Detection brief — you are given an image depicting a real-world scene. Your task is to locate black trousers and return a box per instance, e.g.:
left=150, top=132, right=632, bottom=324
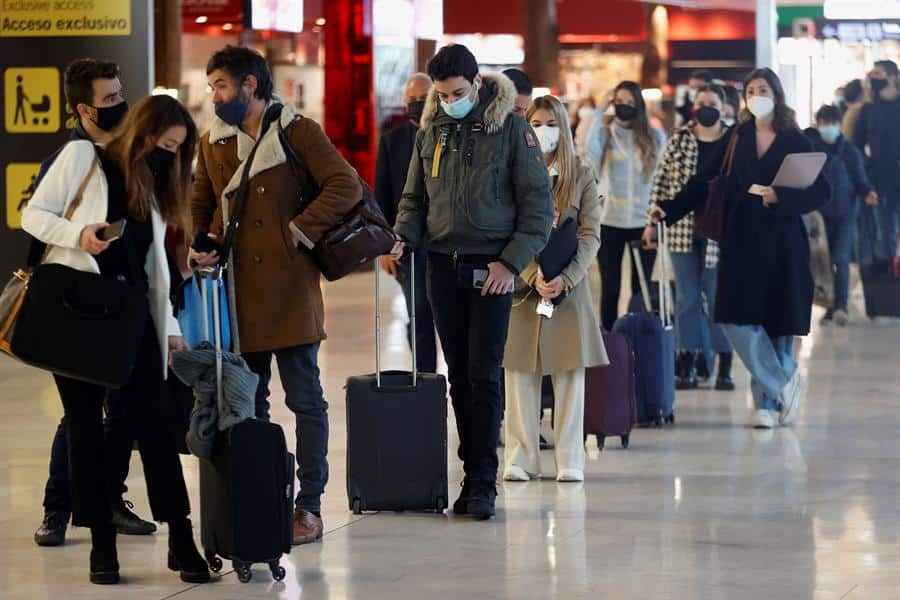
left=56, top=318, right=190, bottom=528
left=427, top=253, right=512, bottom=483
left=598, top=225, right=656, bottom=330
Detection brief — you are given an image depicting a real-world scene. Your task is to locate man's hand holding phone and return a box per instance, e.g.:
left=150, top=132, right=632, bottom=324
left=189, top=231, right=220, bottom=267
left=482, top=261, right=514, bottom=296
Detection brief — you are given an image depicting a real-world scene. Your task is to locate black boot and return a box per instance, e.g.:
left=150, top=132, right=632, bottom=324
left=452, top=479, right=472, bottom=515
left=675, top=352, right=698, bottom=390
left=695, top=352, right=711, bottom=381
left=111, top=499, right=157, bottom=535
left=89, top=523, right=120, bottom=585
left=715, top=352, right=736, bottom=391
left=34, top=510, right=69, bottom=547
left=466, top=480, right=497, bottom=521
left=167, top=518, right=210, bottom=583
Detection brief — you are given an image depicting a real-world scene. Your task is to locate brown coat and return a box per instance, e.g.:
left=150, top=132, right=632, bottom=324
left=503, top=158, right=608, bottom=375
left=191, top=103, right=361, bottom=353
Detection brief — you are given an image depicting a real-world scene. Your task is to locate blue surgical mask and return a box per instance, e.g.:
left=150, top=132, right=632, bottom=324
left=440, top=83, right=478, bottom=120
left=819, top=124, right=841, bottom=144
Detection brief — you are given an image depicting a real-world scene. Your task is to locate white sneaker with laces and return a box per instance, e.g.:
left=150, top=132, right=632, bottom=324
left=503, top=465, right=532, bottom=482
left=752, top=409, right=778, bottom=429
left=556, top=469, right=584, bottom=482
left=779, top=371, right=805, bottom=426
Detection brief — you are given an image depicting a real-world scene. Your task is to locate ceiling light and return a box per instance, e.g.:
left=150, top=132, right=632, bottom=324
left=195, top=16, right=208, bottom=24
left=315, top=18, right=326, bottom=26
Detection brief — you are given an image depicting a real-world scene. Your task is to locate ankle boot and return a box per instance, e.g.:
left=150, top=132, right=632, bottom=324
left=715, top=352, right=736, bottom=391
left=675, top=352, right=698, bottom=390
left=167, top=518, right=210, bottom=583
left=89, top=524, right=120, bottom=585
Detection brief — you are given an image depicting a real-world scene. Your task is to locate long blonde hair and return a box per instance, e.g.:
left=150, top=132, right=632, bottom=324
left=526, top=95, right=578, bottom=211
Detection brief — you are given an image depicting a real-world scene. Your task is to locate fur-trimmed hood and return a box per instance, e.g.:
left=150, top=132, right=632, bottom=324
left=420, top=72, right=517, bottom=135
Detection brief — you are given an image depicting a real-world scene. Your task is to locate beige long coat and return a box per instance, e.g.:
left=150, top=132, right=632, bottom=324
left=503, top=157, right=609, bottom=375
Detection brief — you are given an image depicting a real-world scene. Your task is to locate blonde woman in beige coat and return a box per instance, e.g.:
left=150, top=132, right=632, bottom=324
left=503, top=96, right=609, bottom=483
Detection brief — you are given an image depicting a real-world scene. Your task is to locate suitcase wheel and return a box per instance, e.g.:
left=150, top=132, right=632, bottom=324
left=234, top=561, right=252, bottom=583
left=205, top=551, right=223, bottom=573
left=620, top=434, right=630, bottom=449
left=435, top=496, right=447, bottom=513
left=352, top=498, right=362, bottom=515
left=269, top=561, right=286, bottom=582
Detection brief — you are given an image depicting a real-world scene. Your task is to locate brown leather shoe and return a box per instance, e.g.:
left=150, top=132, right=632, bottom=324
left=292, top=509, right=323, bottom=546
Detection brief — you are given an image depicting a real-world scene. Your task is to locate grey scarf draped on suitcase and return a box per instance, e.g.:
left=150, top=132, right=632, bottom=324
left=171, top=342, right=258, bottom=459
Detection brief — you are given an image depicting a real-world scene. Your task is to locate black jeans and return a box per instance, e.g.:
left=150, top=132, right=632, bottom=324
left=42, top=395, right=132, bottom=514
left=598, top=225, right=656, bottom=330
left=56, top=318, right=190, bottom=528
left=397, top=250, right=438, bottom=373
left=427, top=253, right=512, bottom=483
left=243, top=342, right=329, bottom=514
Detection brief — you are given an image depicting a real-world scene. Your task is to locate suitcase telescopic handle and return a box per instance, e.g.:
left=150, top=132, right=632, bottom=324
left=375, top=250, right=417, bottom=388
left=196, top=265, right=225, bottom=412
left=628, top=223, right=672, bottom=327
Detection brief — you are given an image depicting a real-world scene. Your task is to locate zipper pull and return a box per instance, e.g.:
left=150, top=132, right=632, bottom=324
left=453, top=250, right=458, bottom=269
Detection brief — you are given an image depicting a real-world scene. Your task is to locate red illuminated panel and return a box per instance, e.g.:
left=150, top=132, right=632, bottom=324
left=668, top=7, right=755, bottom=40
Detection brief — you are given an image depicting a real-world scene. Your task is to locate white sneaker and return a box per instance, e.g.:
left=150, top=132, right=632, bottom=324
left=779, top=372, right=805, bottom=426
left=503, top=465, right=532, bottom=482
left=752, top=409, right=778, bottom=429
left=834, top=309, right=849, bottom=327
left=556, top=469, right=584, bottom=482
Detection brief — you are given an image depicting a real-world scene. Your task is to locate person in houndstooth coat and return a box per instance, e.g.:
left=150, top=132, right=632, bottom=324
left=644, top=85, right=735, bottom=391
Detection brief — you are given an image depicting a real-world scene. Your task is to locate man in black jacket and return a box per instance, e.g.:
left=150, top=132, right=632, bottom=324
left=375, top=73, right=438, bottom=373
left=31, top=58, right=156, bottom=548
left=854, top=60, right=900, bottom=261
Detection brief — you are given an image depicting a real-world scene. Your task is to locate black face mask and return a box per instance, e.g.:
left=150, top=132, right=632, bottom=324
left=614, top=104, right=638, bottom=122
left=215, top=87, right=250, bottom=126
left=695, top=106, right=721, bottom=127
left=871, top=78, right=889, bottom=96
left=407, top=100, right=426, bottom=124
left=146, top=147, right=176, bottom=176
left=90, top=100, right=128, bottom=132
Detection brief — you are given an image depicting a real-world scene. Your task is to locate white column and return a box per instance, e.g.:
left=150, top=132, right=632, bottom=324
left=756, top=0, right=778, bottom=70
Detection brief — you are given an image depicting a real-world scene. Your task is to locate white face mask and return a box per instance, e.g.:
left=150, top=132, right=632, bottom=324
left=722, top=117, right=736, bottom=127
left=577, top=106, right=594, bottom=121
left=533, top=125, right=560, bottom=153
left=747, top=95, right=775, bottom=119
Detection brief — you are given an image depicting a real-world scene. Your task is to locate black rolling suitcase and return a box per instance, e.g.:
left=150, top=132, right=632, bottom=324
left=345, top=251, right=449, bottom=514
left=194, top=266, right=295, bottom=583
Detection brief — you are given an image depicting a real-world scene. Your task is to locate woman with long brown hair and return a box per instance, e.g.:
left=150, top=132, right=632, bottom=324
left=22, top=94, right=209, bottom=585
left=503, top=95, right=607, bottom=483
left=586, top=80, right=667, bottom=329
left=649, top=67, right=830, bottom=430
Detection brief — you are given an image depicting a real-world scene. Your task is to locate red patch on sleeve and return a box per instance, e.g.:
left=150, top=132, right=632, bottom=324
left=525, top=131, right=537, bottom=148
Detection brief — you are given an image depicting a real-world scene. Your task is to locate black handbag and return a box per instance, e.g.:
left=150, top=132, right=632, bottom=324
left=7, top=154, right=149, bottom=388
left=277, top=119, right=396, bottom=281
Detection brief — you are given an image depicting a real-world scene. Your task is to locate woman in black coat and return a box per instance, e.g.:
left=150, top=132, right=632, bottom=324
left=651, top=68, right=829, bottom=430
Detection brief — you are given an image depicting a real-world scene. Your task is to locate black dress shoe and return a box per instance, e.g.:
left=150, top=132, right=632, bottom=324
left=168, top=518, right=210, bottom=583
left=466, top=480, right=497, bottom=520
left=539, top=435, right=552, bottom=450
left=35, top=510, right=69, bottom=547
left=111, top=499, right=157, bottom=535
left=89, top=524, right=120, bottom=585
left=453, top=479, right=474, bottom=515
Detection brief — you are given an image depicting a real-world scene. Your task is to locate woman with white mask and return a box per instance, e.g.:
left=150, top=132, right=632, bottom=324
left=502, top=95, right=607, bottom=483
left=648, top=68, right=830, bottom=430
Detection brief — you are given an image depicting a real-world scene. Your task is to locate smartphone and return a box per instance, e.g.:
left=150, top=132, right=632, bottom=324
left=472, top=268, right=488, bottom=289
left=191, top=230, right=220, bottom=254
left=100, top=219, right=126, bottom=242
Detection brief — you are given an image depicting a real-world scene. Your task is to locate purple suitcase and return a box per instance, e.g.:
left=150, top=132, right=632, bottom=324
left=585, top=329, right=636, bottom=449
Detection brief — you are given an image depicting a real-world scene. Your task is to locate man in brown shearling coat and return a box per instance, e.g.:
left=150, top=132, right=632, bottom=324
left=190, top=46, right=361, bottom=545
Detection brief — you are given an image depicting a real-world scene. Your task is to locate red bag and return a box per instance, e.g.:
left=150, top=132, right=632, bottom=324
left=694, top=129, right=740, bottom=242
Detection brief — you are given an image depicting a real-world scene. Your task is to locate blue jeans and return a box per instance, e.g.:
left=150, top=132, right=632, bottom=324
left=397, top=250, right=438, bottom=373
left=823, top=214, right=855, bottom=312
left=243, top=342, right=328, bottom=513
left=670, top=239, right=731, bottom=367
left=721, top=324, right=795, bottom=411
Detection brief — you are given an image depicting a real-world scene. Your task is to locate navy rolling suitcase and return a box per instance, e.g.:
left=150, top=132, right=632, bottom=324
left=345, top=252, right=449, bottom=514
left=612, top=225, right=676, bottom=427
left=193, top=267, right=295, bottom=584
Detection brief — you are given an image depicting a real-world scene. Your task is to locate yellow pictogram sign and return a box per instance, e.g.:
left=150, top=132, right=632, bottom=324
left=5, top=162, right=41, bottom=229
left=4, top=67, right=60, bottom=134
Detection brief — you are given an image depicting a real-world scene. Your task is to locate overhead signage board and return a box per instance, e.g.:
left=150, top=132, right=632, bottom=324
left=816, top=19, right=900, bottom=43
left=0, top=0, right=152, bottom=280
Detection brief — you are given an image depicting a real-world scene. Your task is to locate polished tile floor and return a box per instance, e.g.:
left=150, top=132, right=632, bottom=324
left=1, top=269, right=898, bottom=599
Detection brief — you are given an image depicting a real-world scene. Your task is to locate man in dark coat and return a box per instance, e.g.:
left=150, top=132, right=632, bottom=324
left=374, top=73, right=437, bottom=373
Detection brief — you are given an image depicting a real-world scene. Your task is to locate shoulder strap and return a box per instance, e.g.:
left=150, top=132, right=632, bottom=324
left=277, top=117, right=321, bottom=208
left=218, top=103, right=283, bottom=266
left=721, top=127, right=740, bottom=177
